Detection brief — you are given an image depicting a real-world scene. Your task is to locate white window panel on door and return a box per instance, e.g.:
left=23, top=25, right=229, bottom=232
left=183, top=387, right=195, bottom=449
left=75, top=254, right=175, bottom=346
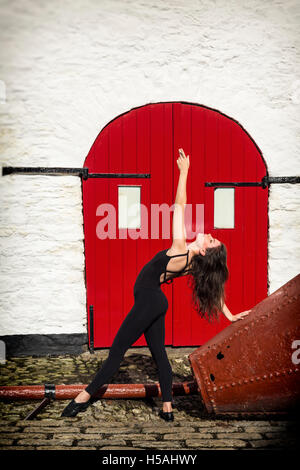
left=118, top=186, right=141, bottom=229
left=214, top=188, right=235, bottom=229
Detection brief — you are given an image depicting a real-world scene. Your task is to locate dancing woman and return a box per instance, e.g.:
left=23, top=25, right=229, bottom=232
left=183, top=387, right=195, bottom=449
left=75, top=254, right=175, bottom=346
left=61, top=148, right=251, bottom=421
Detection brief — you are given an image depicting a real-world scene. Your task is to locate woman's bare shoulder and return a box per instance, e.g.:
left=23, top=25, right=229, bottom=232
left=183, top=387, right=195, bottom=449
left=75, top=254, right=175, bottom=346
left=166, top=242, right=188, bottom=257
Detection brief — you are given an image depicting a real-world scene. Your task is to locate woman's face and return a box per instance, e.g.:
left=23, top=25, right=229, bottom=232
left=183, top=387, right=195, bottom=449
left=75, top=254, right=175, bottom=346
left=195, top=233, right=221, bottom=250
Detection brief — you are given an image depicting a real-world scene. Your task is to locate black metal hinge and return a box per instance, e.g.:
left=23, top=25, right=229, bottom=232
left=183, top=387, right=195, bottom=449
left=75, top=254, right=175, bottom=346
left=2, top=166, right=150, bottom=180
left=3, top=167, right=298, bottom=188
left=205, top=176, right=300, bottom=189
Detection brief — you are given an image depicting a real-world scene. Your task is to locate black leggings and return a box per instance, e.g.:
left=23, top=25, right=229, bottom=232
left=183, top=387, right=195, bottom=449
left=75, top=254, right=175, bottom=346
left=85, top=287, right=173, bottom=402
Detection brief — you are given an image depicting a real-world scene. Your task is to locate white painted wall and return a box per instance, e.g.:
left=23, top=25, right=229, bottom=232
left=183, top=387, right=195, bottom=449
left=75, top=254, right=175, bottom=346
left=0, top=0, right=299, bottom=335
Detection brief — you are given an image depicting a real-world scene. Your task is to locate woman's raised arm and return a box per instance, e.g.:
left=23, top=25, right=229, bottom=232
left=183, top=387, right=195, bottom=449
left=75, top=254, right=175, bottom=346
left=170, top=149, right=190, bottom=251
left=175, top=148, right=189, bottom=204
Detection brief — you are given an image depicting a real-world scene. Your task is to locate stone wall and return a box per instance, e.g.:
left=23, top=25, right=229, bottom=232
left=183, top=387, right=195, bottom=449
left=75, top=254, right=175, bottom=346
left=0, top=0, right=299, bottom=338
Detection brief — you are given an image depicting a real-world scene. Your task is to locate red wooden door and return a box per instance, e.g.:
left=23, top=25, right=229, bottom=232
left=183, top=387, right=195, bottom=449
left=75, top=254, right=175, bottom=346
left=83, top=104, right=175, bottom=348
left=82, top=102, right=268, bottom=348
left=171, top=103, right=268, bottom=345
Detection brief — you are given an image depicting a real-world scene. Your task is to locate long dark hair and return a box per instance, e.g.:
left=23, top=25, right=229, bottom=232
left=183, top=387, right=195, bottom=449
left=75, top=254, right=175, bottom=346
left=187, top=243, right=229, bottom=322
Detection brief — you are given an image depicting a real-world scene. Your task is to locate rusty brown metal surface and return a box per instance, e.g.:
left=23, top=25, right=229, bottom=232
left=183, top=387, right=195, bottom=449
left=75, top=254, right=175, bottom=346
left=188, top=273, right=300, bottom=415
left=0, top=381, right=198, bottom=400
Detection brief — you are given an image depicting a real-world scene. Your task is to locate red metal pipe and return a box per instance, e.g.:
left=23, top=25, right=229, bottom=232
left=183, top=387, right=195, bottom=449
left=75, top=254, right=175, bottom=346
left=0, top=381, right=198, bottom=400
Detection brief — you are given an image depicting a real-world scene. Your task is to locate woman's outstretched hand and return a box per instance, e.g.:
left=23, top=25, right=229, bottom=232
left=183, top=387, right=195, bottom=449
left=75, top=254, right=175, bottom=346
left=231, top=309, right=251, bottom=321
left=177, top=148, right=190, bottom=174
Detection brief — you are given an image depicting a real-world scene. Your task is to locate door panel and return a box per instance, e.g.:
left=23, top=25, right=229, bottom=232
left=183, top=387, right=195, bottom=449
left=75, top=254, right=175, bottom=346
left=171, top=104, right=268, bottom=345
left=85, top=104, right=174, bottom=347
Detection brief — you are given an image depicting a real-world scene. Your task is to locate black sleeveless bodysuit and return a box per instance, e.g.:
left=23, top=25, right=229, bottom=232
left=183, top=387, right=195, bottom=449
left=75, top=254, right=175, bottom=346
left=134, top=248, right=190, bottom=292
left=85, top=248, right=190, bottom=402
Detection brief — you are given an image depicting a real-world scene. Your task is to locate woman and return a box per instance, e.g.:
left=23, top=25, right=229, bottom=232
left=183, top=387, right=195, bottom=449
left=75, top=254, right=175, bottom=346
left=61, top=148, right=251, bottom=421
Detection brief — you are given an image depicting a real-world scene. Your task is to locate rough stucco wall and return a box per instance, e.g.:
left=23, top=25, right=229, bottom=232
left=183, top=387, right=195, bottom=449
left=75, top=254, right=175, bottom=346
left=0, top=0, right=299, bottom=335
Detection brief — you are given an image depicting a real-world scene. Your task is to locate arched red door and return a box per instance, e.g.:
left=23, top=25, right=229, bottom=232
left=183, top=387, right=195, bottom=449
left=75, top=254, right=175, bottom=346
left=82, top=102, right=268, bottom=348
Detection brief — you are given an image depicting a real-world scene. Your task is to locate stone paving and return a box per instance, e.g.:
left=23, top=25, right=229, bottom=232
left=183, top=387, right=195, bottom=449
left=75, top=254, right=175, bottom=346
left=0, top=348, right=298, bottom=450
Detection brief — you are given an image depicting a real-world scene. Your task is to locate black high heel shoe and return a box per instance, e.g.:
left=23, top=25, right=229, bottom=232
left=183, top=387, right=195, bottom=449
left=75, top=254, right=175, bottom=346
left=159, top=409, right=174, bottom=422
left=61, top=398, right=93, bottom=417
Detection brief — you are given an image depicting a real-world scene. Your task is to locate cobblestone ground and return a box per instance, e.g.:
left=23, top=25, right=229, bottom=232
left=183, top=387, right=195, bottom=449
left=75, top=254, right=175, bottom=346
left=0, top=348, right=298, bottom=451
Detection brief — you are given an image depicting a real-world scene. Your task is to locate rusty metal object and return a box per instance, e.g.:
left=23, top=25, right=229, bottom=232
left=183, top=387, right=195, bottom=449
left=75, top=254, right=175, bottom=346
left=188, top=273, right=300, bottom=415
left=0, top=381, right=198, bottom=420
left=0, top=381, right=198, bottom=401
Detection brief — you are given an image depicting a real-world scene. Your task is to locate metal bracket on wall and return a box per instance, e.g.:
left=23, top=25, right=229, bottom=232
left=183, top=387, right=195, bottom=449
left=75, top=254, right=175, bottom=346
left=205, top=175, right=300, bottom=189
left=2, top=166, right=151, bottom=180
left=2, top=168, right=298, bottom=186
